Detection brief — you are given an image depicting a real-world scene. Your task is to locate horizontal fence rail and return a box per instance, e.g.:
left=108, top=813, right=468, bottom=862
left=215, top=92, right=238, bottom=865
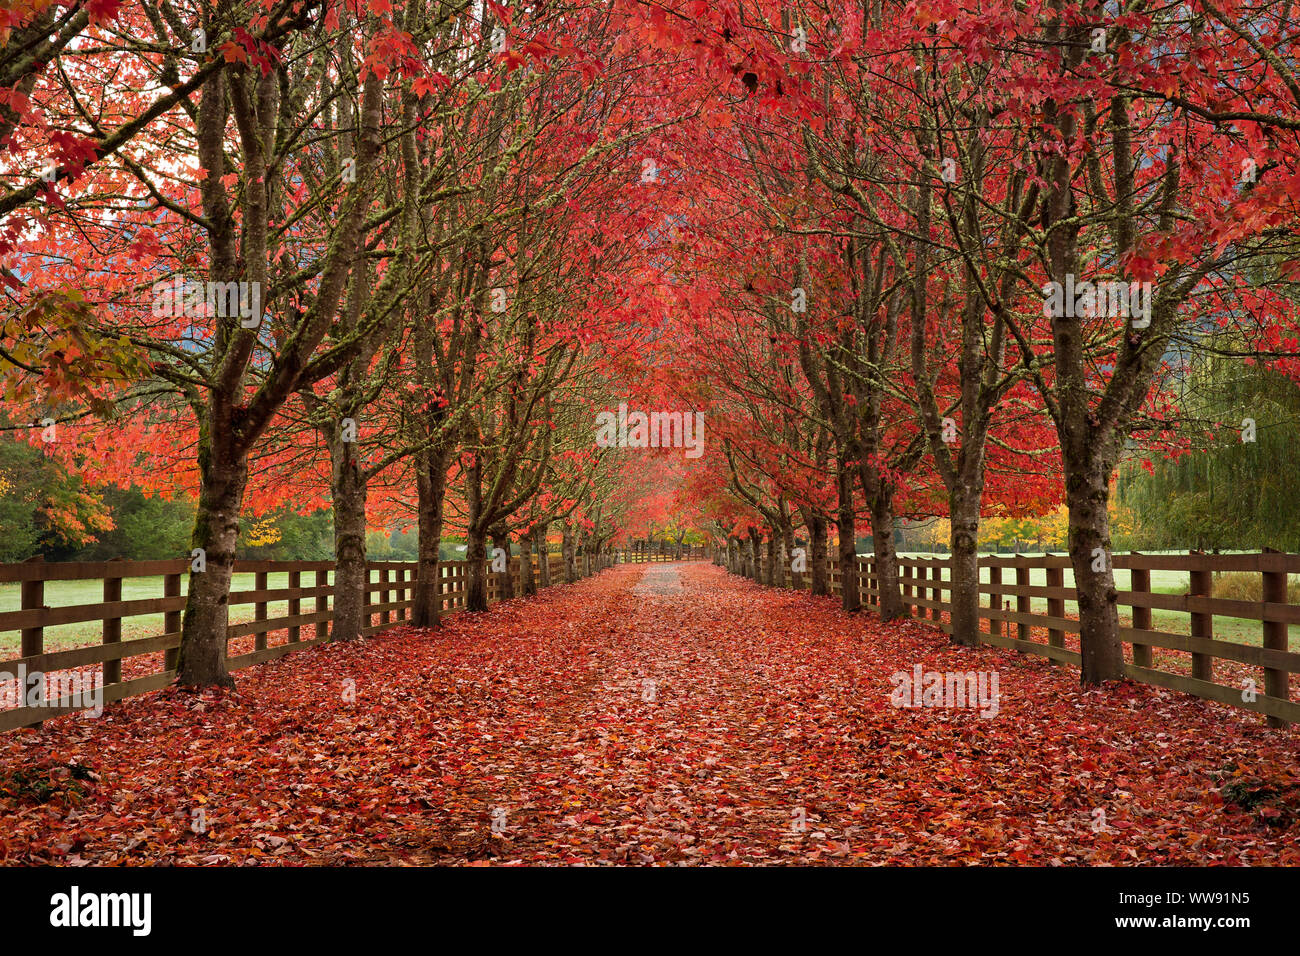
left=0, top=550, right=604, bottom=732
left=617, top=546, right=704, bottom=563
left=723, top=550, right=1300, bottom=727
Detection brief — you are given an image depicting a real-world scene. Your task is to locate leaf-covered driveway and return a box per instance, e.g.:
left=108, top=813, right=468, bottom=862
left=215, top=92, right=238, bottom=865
left=3, top=562, right=1299, bottom=865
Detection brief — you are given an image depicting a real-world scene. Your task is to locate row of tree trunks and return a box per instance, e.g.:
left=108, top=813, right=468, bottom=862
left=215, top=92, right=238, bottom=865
left=722, top=513, right=929, bottom=617
left=415, top=518, right=610, bottom=620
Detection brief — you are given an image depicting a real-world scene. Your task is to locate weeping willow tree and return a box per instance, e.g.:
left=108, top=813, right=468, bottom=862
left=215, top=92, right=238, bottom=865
left=1119, top=355, right=1300, bottom=550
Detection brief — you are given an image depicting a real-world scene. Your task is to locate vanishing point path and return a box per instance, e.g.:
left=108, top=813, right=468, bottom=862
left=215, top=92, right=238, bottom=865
left=3, top=563, right=1299, bottom=865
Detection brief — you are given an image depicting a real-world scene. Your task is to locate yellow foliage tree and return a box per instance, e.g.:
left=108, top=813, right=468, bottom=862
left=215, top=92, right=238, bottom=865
left=245, top=515, right=282, bottom=548
left=912, top=518, right=950, bottom=552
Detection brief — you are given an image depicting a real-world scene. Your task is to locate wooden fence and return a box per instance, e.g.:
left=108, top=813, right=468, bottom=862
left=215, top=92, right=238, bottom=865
left=619, top=546, right=704, bottom=563
left=728, top=550, right=1300, bottom=727
left=0, top=551, right=587, bottom=732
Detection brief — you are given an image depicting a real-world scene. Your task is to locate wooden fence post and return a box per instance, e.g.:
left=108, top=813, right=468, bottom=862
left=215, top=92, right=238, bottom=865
left=1130, top=561, right=1152, bottom=667
left=20, top=556, right=44, bottom=659
left=988, top=564, right=1002, bottom=638
left=1046, top=564, right=1065, bottom=660
left=20, top=556, right=44, bottom=722
left=254, top=570, right=268, bottom=651
left=315, top=569, right=330, bottom=640
left=1016, top=564, right=1030, bottom=647
left=930, top=565, right=942, bottom=621
left=365, top=564, right=374, bottom=627
left=1189, top=560, right=1213, bottom=682
left=1261, top=550, right=1289, bottom=728
left=164, top=572, right=182, bottom=670
left=287, top=569, right=301, bottom=643
left=103, top=559, right=123, bottom=686
left=381, top=567, right=392, bottom=626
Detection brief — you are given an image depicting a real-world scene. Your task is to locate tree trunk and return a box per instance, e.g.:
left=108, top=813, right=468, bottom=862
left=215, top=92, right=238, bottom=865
left=870, top=490, right=904, bottom=622
left=747, top=526, right=761, bottom=581
left=836, top=465, right=861, bottom=612
left=764, top=534, right=777, bottom=587
left=519, top=529, right=536, bottom=596
left=536, top=524, right=551, bottom=587
left=492, top=526, right=514, bottom=601
left=562, top=523, right=576, bottom=583
left=1040, top=12, right=1125, bottom=685
left=949, top=487, right=983, bottom=646
left=412, top=450, right=449, bottom=628
left=329, top=435, right=368, bottom=642
left=771, top=526, right=787, bottom=588
left=176, top=442, right=247, bottom=689
left=465, top=526, right=489, bottom=612
left=809, top=517, right=829, bottom=596
left=782, top=525, right=796, bottom=589
left=1066, top=451, right=1125, bottom=683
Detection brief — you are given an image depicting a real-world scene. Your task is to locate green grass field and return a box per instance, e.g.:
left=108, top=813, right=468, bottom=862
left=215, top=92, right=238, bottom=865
left=0, top=572, right=335, bottom=656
